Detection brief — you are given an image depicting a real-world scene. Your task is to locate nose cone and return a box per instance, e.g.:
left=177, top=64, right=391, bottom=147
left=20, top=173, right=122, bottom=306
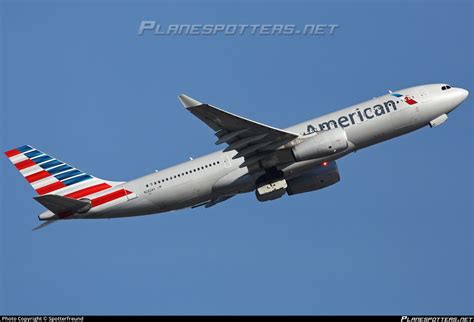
left=459, top=88, right=469, bottom=101
left=451, top=87, right=469, bottom=108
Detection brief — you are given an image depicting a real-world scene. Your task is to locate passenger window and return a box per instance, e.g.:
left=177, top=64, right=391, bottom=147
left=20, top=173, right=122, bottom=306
left=146, top=184, right=148, bottom=188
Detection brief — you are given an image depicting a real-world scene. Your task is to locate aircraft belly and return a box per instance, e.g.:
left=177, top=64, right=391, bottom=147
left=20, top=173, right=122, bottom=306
left=90, top=197, right=158, bottom=219
left=417, top=99, right=449, bottom=125
left=345, top=106, right=424, bottom=150
left=344, top=116, right=392, bottom=149
left=212, top=166, right=256, bottom=195
left=149, top=177, right=216, bottom=211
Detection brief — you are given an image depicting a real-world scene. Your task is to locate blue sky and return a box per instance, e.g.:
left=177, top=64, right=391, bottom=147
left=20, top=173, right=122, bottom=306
left=1, top=0, right=472, bottom=315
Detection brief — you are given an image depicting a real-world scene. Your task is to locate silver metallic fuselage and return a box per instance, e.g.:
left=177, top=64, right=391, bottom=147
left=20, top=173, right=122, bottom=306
left=82, top=84, right=469, bottom=219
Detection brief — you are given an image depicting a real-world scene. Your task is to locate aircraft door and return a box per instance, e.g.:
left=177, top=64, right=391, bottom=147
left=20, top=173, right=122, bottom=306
left=125, top=183, right=139, bottom=201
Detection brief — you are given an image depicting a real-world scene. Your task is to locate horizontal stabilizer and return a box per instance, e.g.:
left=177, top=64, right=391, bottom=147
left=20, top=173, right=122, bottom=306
left=33, top=220, right=58, bottom=231
left=34, top=194, right=91, bottom=218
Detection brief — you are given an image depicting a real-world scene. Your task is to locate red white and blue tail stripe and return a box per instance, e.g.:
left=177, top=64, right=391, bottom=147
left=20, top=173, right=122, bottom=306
left=4, top=145, right=123, bottom=200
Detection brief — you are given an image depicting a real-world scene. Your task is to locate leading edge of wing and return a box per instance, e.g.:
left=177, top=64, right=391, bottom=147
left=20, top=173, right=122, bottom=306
left=177, top=94, right=299, bottom=138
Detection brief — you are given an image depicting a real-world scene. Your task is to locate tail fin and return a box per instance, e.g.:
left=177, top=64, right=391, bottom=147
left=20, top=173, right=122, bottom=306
left=4, top=145, right=122, bottom=198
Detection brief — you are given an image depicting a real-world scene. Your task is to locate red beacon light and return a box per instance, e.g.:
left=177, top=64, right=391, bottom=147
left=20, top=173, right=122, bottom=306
left=321, top=161, right=328, bottom=167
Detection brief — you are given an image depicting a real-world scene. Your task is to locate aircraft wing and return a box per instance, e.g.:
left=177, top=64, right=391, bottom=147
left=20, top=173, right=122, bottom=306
left=178, top=95, right=299, bottom=167
left=191, top=195, right=235, bottom=209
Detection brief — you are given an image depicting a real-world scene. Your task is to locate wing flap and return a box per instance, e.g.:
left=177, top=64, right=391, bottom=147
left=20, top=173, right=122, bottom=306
left=215, top=129, right=249, bottom=145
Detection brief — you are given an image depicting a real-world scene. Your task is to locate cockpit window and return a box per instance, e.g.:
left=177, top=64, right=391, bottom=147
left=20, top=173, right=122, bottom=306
left=441, top=85, right=451, bottom=91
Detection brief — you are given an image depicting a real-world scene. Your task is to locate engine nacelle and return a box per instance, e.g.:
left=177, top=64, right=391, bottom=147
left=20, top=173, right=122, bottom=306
left=292, top=128, right=348, bottom=162
left=286, top=161, right=340, bottom=195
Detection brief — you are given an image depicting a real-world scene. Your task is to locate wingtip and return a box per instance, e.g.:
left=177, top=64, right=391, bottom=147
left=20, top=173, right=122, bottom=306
left=178, top=94, right=202, bottom=108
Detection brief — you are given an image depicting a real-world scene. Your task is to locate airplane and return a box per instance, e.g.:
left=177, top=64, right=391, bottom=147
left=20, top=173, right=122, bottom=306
left=4, top=83, right=469, bottom=229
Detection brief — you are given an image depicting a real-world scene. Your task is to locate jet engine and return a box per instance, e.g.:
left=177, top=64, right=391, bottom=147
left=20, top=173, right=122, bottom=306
left=292, top=128, right=348, bottom=162
left=286, top=161, right=340, bottom=195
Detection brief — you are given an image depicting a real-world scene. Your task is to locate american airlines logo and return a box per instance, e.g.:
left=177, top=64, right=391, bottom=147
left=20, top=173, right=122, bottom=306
left=306, top=99, right=404, bottom=134
left=392, top=92, right=418, bottom=105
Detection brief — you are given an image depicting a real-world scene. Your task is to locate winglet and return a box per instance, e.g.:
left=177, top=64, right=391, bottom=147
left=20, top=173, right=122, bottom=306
left=178, top=94, right=202, bottom=108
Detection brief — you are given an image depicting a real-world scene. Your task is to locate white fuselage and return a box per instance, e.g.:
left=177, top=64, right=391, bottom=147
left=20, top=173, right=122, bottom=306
left=77, top=84, right=469, bottom=219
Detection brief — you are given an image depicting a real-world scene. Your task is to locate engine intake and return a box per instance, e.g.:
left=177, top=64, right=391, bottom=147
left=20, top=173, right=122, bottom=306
left=292, top=128, right=348, bottom=162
